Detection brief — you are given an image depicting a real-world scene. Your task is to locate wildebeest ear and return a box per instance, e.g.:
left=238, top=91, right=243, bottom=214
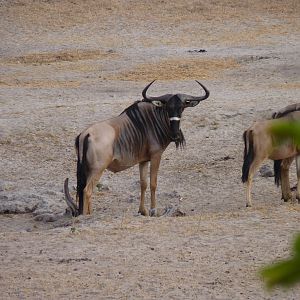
left=151, top=100, right=164, bottom=107
left=184, top=100, right=199, bottom=107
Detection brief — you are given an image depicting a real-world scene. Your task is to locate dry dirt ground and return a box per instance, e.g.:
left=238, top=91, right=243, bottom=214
left=1, top=0, right=300, bottom=299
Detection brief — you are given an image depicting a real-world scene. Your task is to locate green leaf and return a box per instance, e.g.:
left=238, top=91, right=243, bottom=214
left=261, top=234, right=300, bottom=289
left=294, top=234, right=300, bottom=256
left=271, top=121, right=300, bottom=146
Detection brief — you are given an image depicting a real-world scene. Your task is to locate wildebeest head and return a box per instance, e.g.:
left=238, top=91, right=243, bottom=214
left=142, top=80, right=210, bottom=141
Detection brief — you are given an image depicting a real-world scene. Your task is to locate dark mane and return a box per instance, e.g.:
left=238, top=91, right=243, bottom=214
left=115, top=102, right=185, bottom=159
left=119, top=101, right=142, bottom=116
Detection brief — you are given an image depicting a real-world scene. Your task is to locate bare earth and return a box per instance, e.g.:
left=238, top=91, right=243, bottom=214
left=1, top=0, right=300, bottom=299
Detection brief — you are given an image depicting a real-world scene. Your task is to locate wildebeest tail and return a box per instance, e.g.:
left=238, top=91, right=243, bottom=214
left=242, top=130, right=254, bottom=183
left=76, top=134, right=90, bottom=215
left=274, top=160, right=282, bottom=187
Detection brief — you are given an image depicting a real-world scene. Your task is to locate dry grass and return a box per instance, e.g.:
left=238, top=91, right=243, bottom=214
left=109, top=57, right=239, bottom=81
left=272, top=82, right=300, bottom=89
left=2, top=0, right=299, bottom=30
left=0, top=49, right=119, bottom=87
left=0, top=78, right=81, bottom=88
left=219, top=24, right=290, bottom=46
left=2, top=0, right=298, bottom=53
left=1, top=49, right=117, bottom=65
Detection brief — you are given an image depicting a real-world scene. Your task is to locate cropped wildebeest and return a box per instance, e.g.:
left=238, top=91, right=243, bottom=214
left=272, top=103, right=300, bottom=202
left=242, top=109, right=300, bottom=207
left=64, top=80, right=210, bottom=216
left=272, top=103, right=300, bottom=119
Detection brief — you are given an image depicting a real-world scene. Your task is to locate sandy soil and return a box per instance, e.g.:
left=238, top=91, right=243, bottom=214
left=1, top=0, right=300, bottom=299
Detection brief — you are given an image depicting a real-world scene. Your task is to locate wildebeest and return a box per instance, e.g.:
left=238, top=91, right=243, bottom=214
left=64, top=80, right=210, bottom=216
left=273, top=103, right=300, bottom=202
left=242, top=109, right=300, bottom=207
left=272, top=103, right=300, bottom=119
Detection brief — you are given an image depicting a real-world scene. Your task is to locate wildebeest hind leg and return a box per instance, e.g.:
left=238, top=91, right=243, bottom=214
left=296, top=156, right=300, bottom=202
left=83, top=168, right=105, bottom=215
left=246, top=156, right=265, bottom=207
left=280, top=157, right=293, bottom=202
left=246, top=176, right=253, bottom=208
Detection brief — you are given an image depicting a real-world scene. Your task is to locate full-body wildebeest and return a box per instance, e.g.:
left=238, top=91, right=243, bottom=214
left=242, top=109, right=300, bottom=207
left=272, top=103, right=300, bottom=202
left=64, top=80, right=210, bottom=216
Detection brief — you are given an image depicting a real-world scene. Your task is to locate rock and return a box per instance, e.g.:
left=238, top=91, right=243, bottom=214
left=187, top=49, right=207, bottom=53
left=0, top=190, right=61, bottom=214
left=162, top=205, right=186, bottom=217
left=34, top=213, right=58, bottom=222
left=128, top=195, right=135, bottom=203
left=259, top=165, right=274, bottom=177
left=32, top=209, right=49, bottom=216
left=0, top=193, right=40, bottom=213
left=0, top=194, right=9, bottom=201
left=0, top=180, right=14, bottom=192
left=96, top=182, right=110, bottom=191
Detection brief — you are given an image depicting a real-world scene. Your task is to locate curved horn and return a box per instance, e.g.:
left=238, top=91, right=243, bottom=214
left=142, top=80, right=156, bottom=101
left=142, top=80, right=173, bottom=103
left=180, top=81, right=210, bottom=103
left=189, top=81, right=210, bottom=102
left=64, top=178, right=79, bottom=217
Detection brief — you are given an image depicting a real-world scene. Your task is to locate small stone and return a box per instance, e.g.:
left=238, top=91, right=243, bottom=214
left=187, top=49, right=207, bottom=53
left=34, top=213, right=58, bottom=223
left=0, top=194, right=9, bottom=201
left=128, top=195, right=135, bottom=203
left=162, top=205, right=186, bottom=217
left=96, top=182, right=110, bottom=191
left=259, top=165, right=274, bottom=177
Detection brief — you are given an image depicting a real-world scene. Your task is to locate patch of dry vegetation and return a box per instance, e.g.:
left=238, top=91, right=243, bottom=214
left=0, top=49, right=118, bottom=87
left=1, top=49, right=117, bottom=65
left=110, top=57, right=239, bottom=81
left=0, top=78, right=81, bottom=88
left=219, top=24, right=290, bottom=46
left=2, top=0, right=299, bottom=29
left=1, top=1, right=299, bottom=51
left=272, top=82, right=300, bottom=89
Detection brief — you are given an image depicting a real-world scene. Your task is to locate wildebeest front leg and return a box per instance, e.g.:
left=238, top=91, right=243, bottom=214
left=138, top=161, right=149, bottom=216
left=296, top=156, right=300, bottom=202
left=149, top=154, right=162, bottom=216
left=280, top=157, right=294, bottom=202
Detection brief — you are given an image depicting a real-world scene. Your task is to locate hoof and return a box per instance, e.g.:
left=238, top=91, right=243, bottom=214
left=149, top=208, right=157, bottom=217
left=283, top=197, right=292, bottom=203
left=138, top=208, right=148, bottom=216
left=282, top=193, right=293, bottom=202
left=246, top=203, right=252, bottom=208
